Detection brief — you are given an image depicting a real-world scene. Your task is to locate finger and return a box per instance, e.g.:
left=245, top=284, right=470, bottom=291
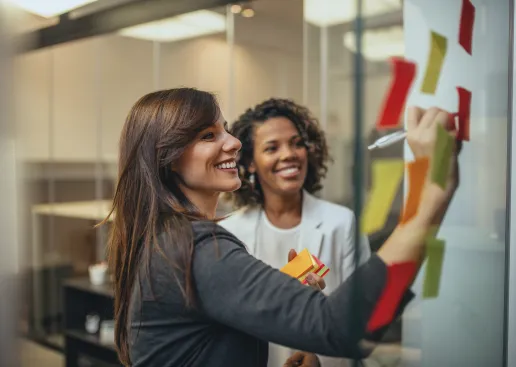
left=446, top=113, right=457, bottom=131
left=433, top=110, right=450, bottom=130
left=419, top=106, right=441, bottom=129
left=406, top=106, right=423, bottom=132
left=284, top=352, right=304, bottom=367
left=306, top=273, right=326, bottom=290
left=288, top=249, right=297, bottom=262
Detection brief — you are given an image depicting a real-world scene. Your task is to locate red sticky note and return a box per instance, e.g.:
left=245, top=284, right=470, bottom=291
left=367, top=262, right=417, bottom=332
left=400, top=157, right=430, bottom=224
left=456, top=87, right=471, bottom=141
left=376, top=57, right=417, bottom=130
left=459, top=0, right=475, bottom=54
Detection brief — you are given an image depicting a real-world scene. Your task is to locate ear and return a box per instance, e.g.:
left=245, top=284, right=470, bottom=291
left=248, top=162, right=256, bottom=174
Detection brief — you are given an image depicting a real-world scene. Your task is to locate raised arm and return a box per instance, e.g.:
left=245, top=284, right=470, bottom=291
left=193, top=106, right=460, bottom=360
left=193, top=230, right=388, bottom=359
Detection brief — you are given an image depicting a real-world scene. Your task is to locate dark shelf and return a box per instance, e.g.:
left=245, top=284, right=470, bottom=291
left=66, top=329, right=116, bottom=352
left=64, top=277, right=113, bottom=298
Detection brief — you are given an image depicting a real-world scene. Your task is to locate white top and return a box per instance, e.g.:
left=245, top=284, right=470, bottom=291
left=255, top=211, right=301, bottom=270
left=255, top=211, right=302, bottom=367
left=219, top=191, right=371, bottom=367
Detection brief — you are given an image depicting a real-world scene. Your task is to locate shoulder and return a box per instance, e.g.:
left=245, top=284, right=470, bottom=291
left=192, top=220, right=243, bottom=245
left=309, top=195, right=355, bottom=229
left=218, top=205, right=260, bottom=231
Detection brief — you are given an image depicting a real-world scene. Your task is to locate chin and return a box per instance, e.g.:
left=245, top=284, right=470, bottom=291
left=219, top=178, right=242, bottom=193
left=277, top=184, right=303, bottom=196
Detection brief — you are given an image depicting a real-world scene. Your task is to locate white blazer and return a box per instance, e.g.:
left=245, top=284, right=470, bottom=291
left=219, top=191, right=371, bottom=294
left=219, top=191, right=371, bottom=367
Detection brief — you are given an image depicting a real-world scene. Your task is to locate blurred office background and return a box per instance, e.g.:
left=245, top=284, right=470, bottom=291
left=1, top=0, right=513, bottom=366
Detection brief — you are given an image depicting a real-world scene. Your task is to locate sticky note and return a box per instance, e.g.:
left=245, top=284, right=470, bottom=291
left=421, top=32, right=447, bottom=94
left=459, top=0, right=475, bottom=54
left=300, top=255, right=330, bottom=284
left=457, top=87, right=471, bottom=141
left=376, top=57, right=417, bottom=130
left=280, top=248, right=316, bottom=279
left=361, top=159, right=404, bottom=235
left=422, top=237, right=445, bottom=298
left=367, top=262, right=417, bottom=332
left=400, top=157, right=430, bottom=224
left=431, top=124, right=454, bottom=189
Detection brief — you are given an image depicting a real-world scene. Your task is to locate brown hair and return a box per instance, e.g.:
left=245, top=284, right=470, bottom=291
left=99, top=88, right=220, bottom=366
left=225, top=98, right=331, bottom=208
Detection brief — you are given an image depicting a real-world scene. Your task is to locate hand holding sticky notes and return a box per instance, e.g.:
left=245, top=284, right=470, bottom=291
left=281, top=248, right=330, bottom=287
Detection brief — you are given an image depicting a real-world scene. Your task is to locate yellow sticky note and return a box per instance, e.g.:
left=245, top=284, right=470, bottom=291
left=422, top=237, right=445, bottom=299
left=421, top=31, right=447, bottom=94
left=431, top=124, right=454, bottom=189
left=361, top=159, right=404, bottom=235
left=280, top=248, right=316, bottom=279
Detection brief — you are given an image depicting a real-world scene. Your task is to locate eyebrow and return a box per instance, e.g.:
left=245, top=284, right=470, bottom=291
left=263, top=134, right=300, bottom=145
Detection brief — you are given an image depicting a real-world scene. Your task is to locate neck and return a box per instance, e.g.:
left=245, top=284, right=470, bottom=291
left=181, top=187, right=219, bottom=219
left=262, top=190, right=302, bottom=227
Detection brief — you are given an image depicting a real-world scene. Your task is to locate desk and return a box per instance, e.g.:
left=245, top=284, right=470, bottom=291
left=63, top=277, right=120, bottom=367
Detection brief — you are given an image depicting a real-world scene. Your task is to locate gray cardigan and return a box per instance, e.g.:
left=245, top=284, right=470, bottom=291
left=128, top=221, right=411, bottom=367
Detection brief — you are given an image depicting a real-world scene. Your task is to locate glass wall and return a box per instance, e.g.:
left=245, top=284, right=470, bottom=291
left=12, top=0, right=511, bottom=366
left=400, top=1, right=510, bottom=366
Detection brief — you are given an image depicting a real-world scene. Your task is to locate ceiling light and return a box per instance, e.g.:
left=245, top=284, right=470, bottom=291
left=7, top=0, right=98, bottom=18
left=343, top=26, right=404, bottom=61
left=304, top=0, right=401, bottom=27
left=118, top=10, right=226, bottom=43
left=241, top=8, right=255, bottom=18
left=231, top=4, right=242, bottom=14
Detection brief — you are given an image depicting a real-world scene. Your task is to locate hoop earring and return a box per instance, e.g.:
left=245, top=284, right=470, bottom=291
left=249, top=173, right=255, bottom=188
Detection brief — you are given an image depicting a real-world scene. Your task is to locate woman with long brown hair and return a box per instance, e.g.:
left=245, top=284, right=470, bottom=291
left=102, top=87, right=460, bottom=367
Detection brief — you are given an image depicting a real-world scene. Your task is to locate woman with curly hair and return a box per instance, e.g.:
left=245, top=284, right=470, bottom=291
left=219, top=99, right=376, bottom=366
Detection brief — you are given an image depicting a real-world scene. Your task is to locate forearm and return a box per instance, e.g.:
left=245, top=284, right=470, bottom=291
left=195, top=234, right=389, bottom=359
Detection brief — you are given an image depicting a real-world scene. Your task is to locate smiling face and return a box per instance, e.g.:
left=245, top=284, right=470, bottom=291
left=175, top=114, right=242, bottom=199
left=250, top=116, right=308, bottom=198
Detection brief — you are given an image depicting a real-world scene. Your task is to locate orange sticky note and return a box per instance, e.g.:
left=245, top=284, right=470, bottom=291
left=280, top=248, right=317, bottom=279
left=400, top=157, right=430, bottom=224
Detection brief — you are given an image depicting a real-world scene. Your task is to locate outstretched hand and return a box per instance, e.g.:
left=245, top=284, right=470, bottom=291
left=288, top=249, right=326, bottom=291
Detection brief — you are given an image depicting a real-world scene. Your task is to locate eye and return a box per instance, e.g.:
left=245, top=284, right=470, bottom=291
left=264, top=146, right=276, bottom=153
left=295, top=139, right=306, bottom=148
left=201, top=132, right=215, bottom=141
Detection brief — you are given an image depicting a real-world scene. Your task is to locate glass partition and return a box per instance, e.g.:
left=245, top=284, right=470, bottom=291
left=13, top=0, right=512, bottom=366
left=400, top=0, right=510, bottom=366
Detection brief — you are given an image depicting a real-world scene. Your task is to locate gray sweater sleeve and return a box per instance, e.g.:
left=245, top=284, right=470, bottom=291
left=192, top=225, right=389, bottom=359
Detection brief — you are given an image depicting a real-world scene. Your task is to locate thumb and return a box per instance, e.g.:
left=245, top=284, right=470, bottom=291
left=288, top=249, right=298, bottom=262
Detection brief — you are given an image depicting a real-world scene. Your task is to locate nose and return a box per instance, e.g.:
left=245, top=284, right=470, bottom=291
left=279, top=144, right=296, bottom=160
left=222, top=132, right=242, bottom=156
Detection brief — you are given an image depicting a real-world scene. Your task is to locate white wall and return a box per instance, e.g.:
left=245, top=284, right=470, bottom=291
left=13, top=33, right=305, bottom=163
left=13, top=15, right=393, bottom=207
left=403, top=0, right=509, bottom=366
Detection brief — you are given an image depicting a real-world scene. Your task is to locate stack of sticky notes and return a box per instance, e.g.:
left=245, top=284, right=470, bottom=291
left=280, top=248, right=330, bottom=284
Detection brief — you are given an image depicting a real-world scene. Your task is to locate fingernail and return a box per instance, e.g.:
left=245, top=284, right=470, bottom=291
left=306, top=274, right=314, bottom=282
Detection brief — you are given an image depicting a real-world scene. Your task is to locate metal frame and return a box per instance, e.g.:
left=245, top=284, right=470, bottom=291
left=16, top=0, right=236, bottom=53
left=506, top=0, right=516, bottom=365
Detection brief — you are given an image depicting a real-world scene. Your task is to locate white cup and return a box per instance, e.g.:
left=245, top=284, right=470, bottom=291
left=88, top=263, right=108, bottom=285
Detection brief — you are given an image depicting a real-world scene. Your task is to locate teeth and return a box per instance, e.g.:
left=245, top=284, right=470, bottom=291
left=216, top=161, right=236, bottom=169
left=278, top=167, right=299, bottom=174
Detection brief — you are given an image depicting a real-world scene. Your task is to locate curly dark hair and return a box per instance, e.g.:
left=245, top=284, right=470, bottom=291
left=225, top=98, right=331, bottom=209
